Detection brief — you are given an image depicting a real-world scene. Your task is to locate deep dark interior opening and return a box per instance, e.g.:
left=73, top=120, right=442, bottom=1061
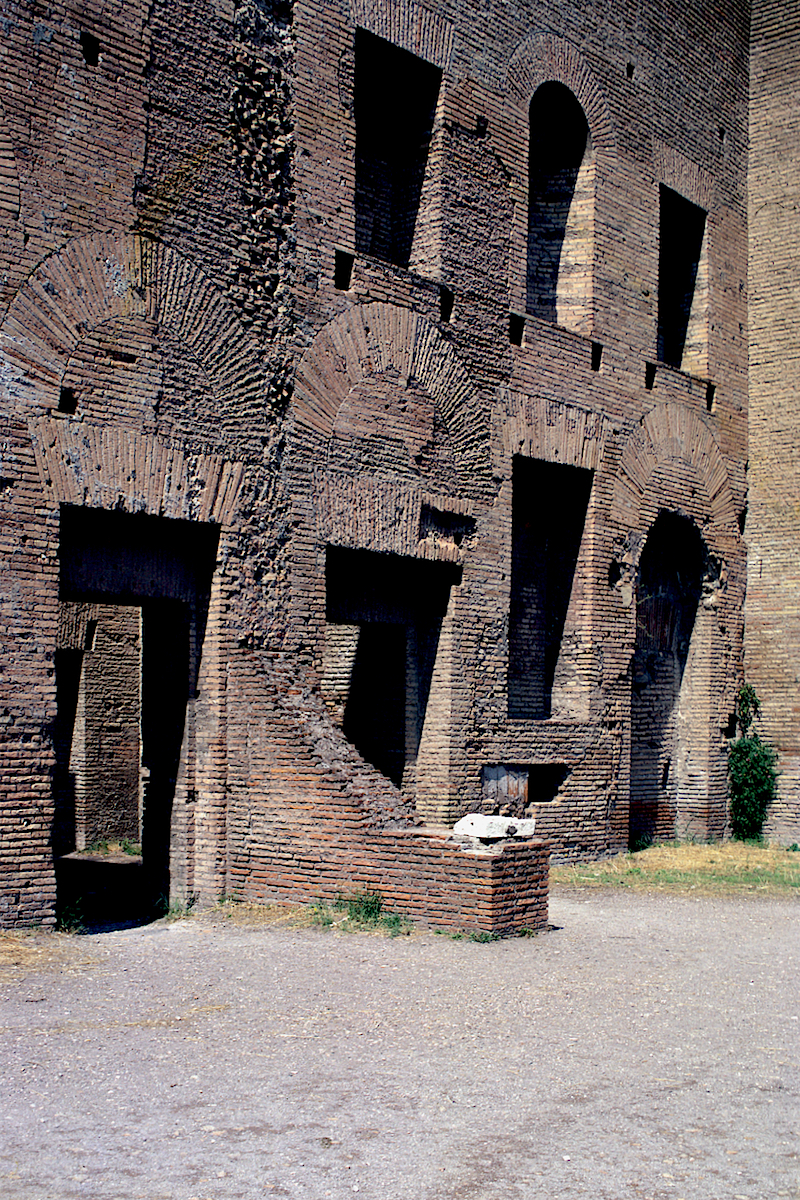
left=508, top=456, right=593, bottom=719
left=326, top=546, right=460, bottom=788
left=629, top=511, right=704, bottom=849
left=527, top=81, right=589, bottom=320
left=657, top=185, right=706, bottom=368
left=354, top=28, right=442, bottom=268
left=55, top=505, right=218, bottom=926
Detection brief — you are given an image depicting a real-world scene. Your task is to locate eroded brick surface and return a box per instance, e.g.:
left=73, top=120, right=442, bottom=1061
left=2, top=0, right=785, bottom=932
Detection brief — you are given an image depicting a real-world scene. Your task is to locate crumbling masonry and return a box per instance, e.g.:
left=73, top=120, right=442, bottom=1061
left=1, top=0, right=798, bottom=931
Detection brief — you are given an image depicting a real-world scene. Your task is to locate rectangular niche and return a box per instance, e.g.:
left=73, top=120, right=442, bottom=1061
left=657, top=185, right=708, bottom=372
left=482, top=763, right=570, bottom=817
left=354, top=28, right=442, bottom=269
left=508, top=456, right=593, bottom=720
left=325, top=546, right=461, bottom=791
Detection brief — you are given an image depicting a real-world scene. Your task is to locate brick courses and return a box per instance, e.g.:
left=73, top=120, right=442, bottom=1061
left=2, top=0, right=788, bottom=933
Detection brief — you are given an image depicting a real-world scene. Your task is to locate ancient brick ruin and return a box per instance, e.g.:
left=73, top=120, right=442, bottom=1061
left=0, top=0, right=797, bottom=931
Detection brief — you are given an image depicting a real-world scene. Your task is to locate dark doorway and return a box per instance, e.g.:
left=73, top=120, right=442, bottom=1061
left=629, top=512, right=704, bottom=848
left=55, top=505, right=218, bottom=925
left=326, top=546, right=460, bottom=789
left=508, top=456, right=593, bottom=719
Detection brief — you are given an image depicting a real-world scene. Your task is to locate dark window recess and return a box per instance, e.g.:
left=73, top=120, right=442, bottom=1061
left=419, top=503, right=475, bottom=546
left=481, top=762, right=569, bottom=816
left=706, top=381, right=716, bottom=412
left=508, top=457, right=593, bottom=720
left=334, top=249, right=354, bottom=290
left=527, top=82, right=589, bottom=320
left=509, top=313, right=525, bottom=346
left=626, top=61, right=635, bottom=80
left=591, top=341, right=603, bottom=371
left=439, top=284, right=454, bottom=323
left=657, top=185, right=707, bottom=368
left=109, top=349, right=137, bottom=364
left=79, top=30, right=100, bottom=66
left=645, top=361, right=656, bottom=390
left=59, top=386, right=77, bottom=414
left=738, top=505, right=747, bottom=536
left=354, top=28, right=441, bottom=268
left=326, top=546, right=461, bottom=788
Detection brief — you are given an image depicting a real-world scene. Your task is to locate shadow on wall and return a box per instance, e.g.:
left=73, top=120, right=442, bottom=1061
left=354, top=28, right=442, bottom=268
left=527, top=81, right=592, bottom=327
left=630, top=511, right=704, bottom=848
left=324, top=546, right=461, bottom=791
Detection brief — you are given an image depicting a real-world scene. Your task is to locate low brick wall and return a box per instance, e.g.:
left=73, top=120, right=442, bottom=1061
left=231, top=830, right=549, bottom=936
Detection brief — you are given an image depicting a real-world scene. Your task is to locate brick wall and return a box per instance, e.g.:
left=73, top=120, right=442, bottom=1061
left=745, top=0, right=800, bottom=841
left=0, top=0, right=757, bottom=929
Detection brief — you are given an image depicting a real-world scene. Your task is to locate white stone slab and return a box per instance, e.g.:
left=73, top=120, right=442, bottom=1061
left=452, top=813, right=536, bottom=839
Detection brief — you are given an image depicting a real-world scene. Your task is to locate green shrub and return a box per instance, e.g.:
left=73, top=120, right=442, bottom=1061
left=728, top=685, right=778, bottom=841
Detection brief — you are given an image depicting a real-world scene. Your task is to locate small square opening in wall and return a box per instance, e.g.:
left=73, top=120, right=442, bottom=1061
left=439, top=285, right=454, bottom=323
left=591, top=341, right=603, bottom=371
left=509, top=313, right=525, bottom=346
left=334, top=249, right=354, bottom=291
left=59, top=386, right=77, bottom=414
left=79, top=30, right=100, bottom=66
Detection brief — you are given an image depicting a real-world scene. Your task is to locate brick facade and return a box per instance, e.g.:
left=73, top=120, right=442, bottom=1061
left=2, top=0, right=789, bottom=932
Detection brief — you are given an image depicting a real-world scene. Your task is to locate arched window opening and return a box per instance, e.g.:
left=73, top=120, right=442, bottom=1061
left=630, top=512, right=704, bottom=849
left=526, top=83, right=593, bottom=331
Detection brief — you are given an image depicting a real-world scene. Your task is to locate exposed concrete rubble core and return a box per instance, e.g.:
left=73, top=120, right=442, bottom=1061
left=2, top=0, right=797, bottom=931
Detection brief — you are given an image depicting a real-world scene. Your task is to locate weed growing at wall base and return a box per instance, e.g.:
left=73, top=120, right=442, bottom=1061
left=728, top=685, right=778, bottom=841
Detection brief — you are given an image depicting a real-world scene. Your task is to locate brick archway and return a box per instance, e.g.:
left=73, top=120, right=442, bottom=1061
left=293, top=300, right=486, bottom=476
left=611, top=401, right=738, bottom=546
left=0, top=231, right=263, bottom=435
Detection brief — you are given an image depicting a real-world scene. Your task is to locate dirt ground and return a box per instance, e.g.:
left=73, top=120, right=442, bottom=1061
left=0, top=888, right=798, bottom=1200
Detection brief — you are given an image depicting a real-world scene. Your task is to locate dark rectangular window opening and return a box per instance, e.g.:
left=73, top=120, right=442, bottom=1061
left=326, top=546, right=460, bottom=788
left=508, top=457, right=593, bottom=720
left=645, top=361, right=656, bottom=390
left=509, top=313, right=525, bottom=346
left=439, top=284, right=454, bottom=323
left=591, top=341, right=603, bottom=371
left=482, top=762, right=570, bottom=817
left=354, top=28, right=442, bottom=268
left=657, top=185, right=707, bottom=369
left=334, top=249, right=354, bottom=291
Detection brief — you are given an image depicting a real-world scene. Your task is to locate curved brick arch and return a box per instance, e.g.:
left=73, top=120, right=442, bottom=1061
left=293, top=301, right=485, bottom=471
left=492, top=390, right=609, bottom=476
left=348, top=0, right=454, bottom=69
left=499, top=36, right=616, bottom=326
left=505, top=35, right=617, bottom=159
left=0, top=125, right=21, bottom=219
left=0, top=232, right=263, bottom=432
left=611, top=402, right=738, bottom=542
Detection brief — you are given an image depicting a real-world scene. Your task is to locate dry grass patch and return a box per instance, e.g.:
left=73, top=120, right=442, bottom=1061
left=551, top=841, right=800, bottom=896
left=0, top=930, right=84, bottom=979
left=201, top=899, right=312, bottom=928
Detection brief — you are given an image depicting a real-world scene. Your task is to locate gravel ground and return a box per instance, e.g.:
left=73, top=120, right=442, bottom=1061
left=0, top=889, right=798, bottom=1200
